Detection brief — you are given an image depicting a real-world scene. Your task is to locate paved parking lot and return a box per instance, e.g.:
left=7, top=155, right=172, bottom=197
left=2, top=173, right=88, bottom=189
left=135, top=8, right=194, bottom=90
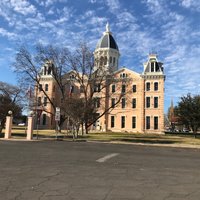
left=0, top=140, right=200, bottom=200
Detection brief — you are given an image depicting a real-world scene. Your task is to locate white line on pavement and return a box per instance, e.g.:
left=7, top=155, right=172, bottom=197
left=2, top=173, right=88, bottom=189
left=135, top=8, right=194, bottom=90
left=96, top=153, right=119, bottom=163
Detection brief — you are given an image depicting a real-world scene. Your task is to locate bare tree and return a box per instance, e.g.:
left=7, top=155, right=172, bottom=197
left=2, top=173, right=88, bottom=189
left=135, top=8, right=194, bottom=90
left=65, top=43, right=131, bottom=134
left=13, top=43, right=131, bottom=134
left=14, top=44, right=71, bottom=129
left=0, top=81, right=22, bottom=133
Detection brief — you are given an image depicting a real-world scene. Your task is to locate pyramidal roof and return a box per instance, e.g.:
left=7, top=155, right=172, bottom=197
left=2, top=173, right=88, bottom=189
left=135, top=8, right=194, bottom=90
left=96, top=23, right=119, bottom=51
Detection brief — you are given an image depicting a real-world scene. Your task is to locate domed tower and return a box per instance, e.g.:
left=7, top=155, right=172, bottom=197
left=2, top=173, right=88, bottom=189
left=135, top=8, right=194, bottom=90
left=94, top=23, right=120, bottom=73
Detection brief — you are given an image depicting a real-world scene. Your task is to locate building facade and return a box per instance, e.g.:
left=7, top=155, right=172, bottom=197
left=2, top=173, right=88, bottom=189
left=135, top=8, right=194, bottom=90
left=35, top=24, right=165, bottom=133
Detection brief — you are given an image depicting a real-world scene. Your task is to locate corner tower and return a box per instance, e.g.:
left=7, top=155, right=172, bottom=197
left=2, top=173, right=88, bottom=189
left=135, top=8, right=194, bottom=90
left=142, top=54, right=165, bottom=133
left=94, top=23, right=120, bottom=73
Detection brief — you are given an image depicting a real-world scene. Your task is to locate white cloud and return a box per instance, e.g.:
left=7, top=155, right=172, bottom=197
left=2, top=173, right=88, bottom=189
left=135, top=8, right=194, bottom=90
left=10, top=0, right=36, bottom=15
left=180, top=0, right=200, bottom=10
left=105, top=0, right=120, bottom=13
left=0, top=28, right=18, bottom=40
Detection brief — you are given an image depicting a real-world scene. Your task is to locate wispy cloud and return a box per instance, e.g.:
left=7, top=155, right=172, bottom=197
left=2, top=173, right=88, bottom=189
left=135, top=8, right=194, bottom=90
left=180, top=0, right=200, bottom=11
left=0, top=28, right=18, bottom=40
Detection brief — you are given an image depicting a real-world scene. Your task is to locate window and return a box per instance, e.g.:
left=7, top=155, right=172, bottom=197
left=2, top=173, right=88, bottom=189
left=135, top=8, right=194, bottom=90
left=39, top=84, right=42, bottom=91
left=132, top=85, right=136, bottom=93
left=132, top=98, right=136, bottom=108
left=121, top=98, right=126, bottom=108
left=146, top=97, right=150, bottom=108
left=146, top=116, right=150, bottom=129
left=111, top=116, right=115, bottom=128
left=111, top=98, right=115, bottom=108
left=154, top=116, right=158, bottom=130
left=69, top=85, right=74, bottom=96
left=113, top=57, right=116, bottom=64
left=121, top=116, right=125, bottom=128
left=70, top=74, right=75, bottom=80
left=45, top=84, right=48, bottom=91
left=104, top=56, right=107, bottom=65
left=154, top=97, right=158, bottom=108
left=154, top=82, right=158, bottom=91
left=155, top=62, right=159, bottom=72
left=94, top=98, right=100, bottom=108
left=44, top=97, right=47, bottom=106
left=110, top=56, right=112, bottom=64
left=120, top=73, right=127, bottom=78
left=80, top=85, right=84, bottom=93
left=146, top=82, right=150, bottom=91
left=94, top=84, right=101, bottom=92
left=42, top=114, right=46, bottom=125
left=38, top=97, right=41, bottom=106
left=132, top=116, right=136, bottom=129
left=122, top=84, right=126, bottom=93
left=151, top=62, right=154, bottom=72
left=111, top=84, right=115, bottom=93
left=100, top=56, right=104, bottom=66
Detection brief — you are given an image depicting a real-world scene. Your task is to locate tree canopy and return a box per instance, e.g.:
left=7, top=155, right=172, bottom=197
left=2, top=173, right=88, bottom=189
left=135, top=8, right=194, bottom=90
left=176, top=93, right=200, bottom=135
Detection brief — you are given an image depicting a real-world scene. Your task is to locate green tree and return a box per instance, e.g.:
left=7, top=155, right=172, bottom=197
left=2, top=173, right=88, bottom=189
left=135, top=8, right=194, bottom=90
left=176, top=93, right=200, bottom=137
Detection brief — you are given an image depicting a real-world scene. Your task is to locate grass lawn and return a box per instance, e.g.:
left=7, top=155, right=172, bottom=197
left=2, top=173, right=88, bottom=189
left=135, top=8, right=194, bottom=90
left=1, top=126, right=200, bottom=147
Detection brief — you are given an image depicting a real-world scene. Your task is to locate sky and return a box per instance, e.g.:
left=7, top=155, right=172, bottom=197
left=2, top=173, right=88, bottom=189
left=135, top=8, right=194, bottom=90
left=0, top=0, right=200, bottom=113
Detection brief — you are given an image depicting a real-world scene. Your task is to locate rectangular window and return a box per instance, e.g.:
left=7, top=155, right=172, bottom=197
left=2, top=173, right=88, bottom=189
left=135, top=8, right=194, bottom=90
left=154, top=82, right=158, bottom=91
left=111, top=116, right=115, bottom=128
left=111, top=98, right=115, bottom=108
left=146, top=82, right=150, bottom=91
left=80, top=85, right=84, bottom=93
left=146, top=116, right=150, bottom=129
left=151, top=62, right=154, bottom=72
left=121, top=116, right=125, bottom=128
left=42, top=114, right=46, bottom=125
left=154, top=97, right=158, bottom=108
left=111, top=84, right=115, bottom=93
left=121, top=98, right=126, bottom=108
left=132, top=98, right=136, bottom=108
left=38, top=97, right=41, bottom=106
left=39, top=84, right=42, bottom=91
left=122, top=84, right=126, bottom=93
left=44, top=97, right=47, bottom=106
left=94, top=98, right=100, bottom=108
left=132, top=85, right=136, bottom=93
left=94, top=84, right=100, bottom=92
left=45, top=84, right=48, bottom=91
left=155, top=62, right=159, bottom=72
left=146, top=97, right=150, bottom=108
left=69, top=85, right=74, bottom=95
left=110, top=56, right=112, bottom=64
left=154, top=116, right=158, bottom=130
left=113, top=57, right=115, bottom=64
left=132, top=116, right=136, bottom=129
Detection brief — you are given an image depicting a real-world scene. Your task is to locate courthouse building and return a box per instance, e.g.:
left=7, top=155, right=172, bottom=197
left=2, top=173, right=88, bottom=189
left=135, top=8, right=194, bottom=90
left=36, top=24, right=165, bottom=133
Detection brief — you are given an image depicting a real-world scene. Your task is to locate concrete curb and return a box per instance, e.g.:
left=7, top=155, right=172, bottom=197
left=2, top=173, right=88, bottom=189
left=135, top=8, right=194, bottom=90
left=1, top=137, right=200, bottom=150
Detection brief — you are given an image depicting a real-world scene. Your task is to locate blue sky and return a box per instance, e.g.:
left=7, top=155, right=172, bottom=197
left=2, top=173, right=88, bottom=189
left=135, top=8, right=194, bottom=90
left=0, top=0, right=200, bottom=113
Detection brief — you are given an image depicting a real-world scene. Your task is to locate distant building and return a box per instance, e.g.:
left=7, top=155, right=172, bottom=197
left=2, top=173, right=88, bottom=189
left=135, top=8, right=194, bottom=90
left=35, top=23, right=165, bottom=133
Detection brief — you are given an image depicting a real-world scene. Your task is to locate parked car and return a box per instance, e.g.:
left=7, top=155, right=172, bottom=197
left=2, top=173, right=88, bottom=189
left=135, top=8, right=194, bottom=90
left=182, top=128, right=190, bottom=133
left=18, top=123, right=25, bottom=126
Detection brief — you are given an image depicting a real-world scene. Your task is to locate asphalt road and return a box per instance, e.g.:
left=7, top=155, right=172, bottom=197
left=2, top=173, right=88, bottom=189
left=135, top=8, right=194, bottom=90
left=0, top=140, right=200, bottom=200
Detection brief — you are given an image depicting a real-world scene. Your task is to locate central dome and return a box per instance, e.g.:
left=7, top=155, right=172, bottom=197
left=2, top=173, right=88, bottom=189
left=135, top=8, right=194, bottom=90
left=96, top=23, right=119, bottom=50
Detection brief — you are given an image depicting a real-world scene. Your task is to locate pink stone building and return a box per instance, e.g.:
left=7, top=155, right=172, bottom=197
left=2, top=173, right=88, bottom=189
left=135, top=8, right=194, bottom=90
left=35, top=24, right=165, bottom=133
